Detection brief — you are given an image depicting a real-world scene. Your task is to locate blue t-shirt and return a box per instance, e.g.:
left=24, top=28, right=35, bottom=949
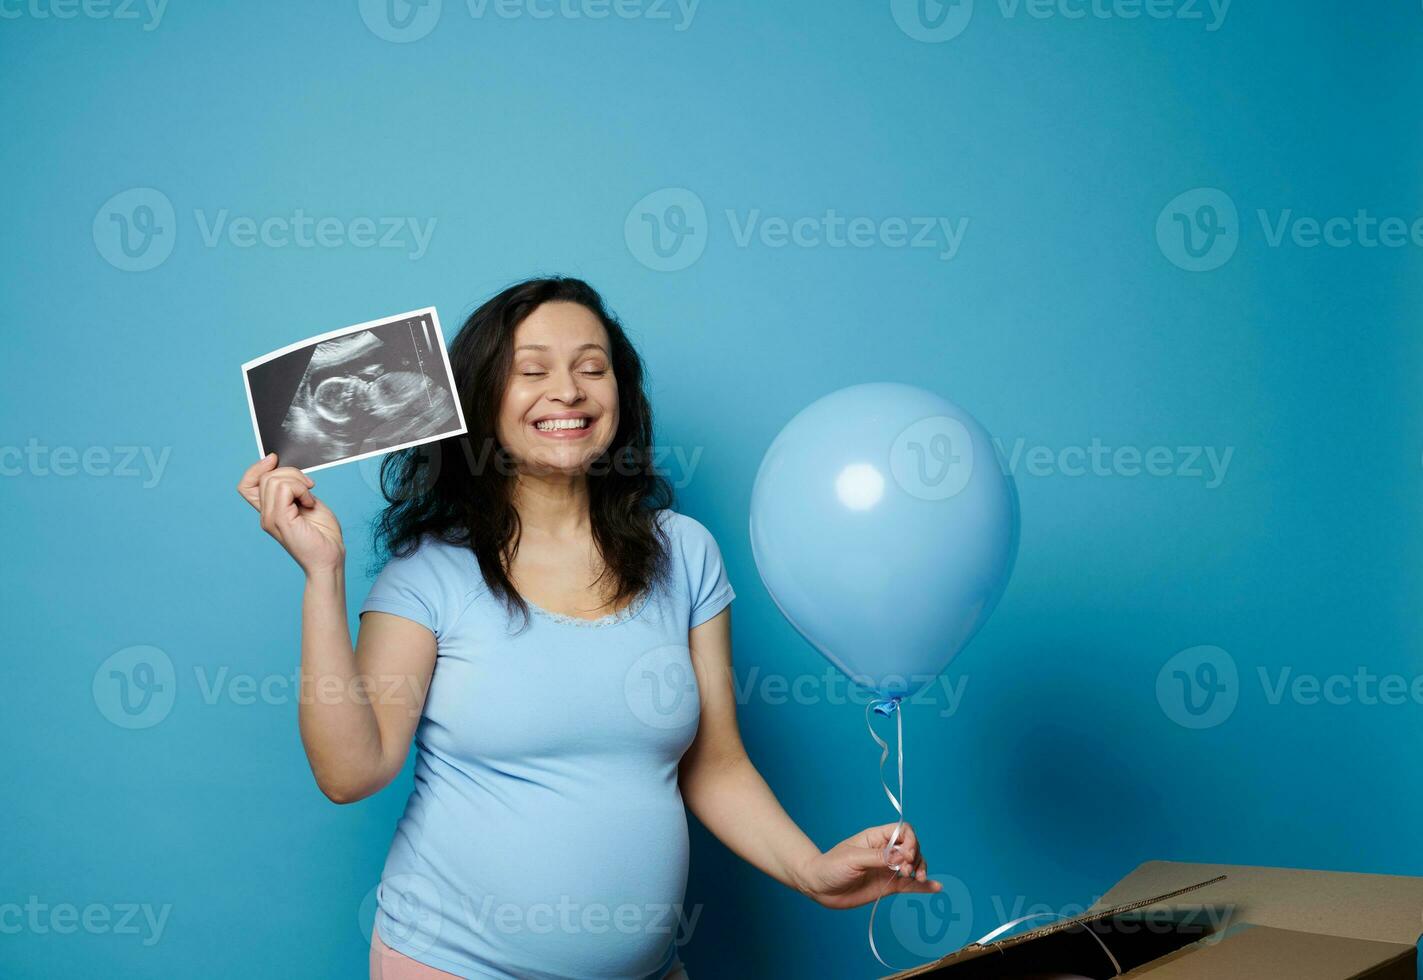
left=359, top=509, right=735, bottom=980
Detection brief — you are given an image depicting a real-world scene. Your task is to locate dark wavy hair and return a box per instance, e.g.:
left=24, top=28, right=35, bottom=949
left=368, top=276, right=675, bottom=633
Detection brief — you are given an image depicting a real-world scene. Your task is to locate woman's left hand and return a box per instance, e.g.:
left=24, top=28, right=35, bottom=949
left=795, top=821, right=942, bottom=909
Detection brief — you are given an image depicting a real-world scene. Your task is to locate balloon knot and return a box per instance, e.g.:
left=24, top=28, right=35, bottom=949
left=872, top=697, right=902, bottom=717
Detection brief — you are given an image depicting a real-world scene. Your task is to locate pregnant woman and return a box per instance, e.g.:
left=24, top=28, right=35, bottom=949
left=236, top=277, right=940, bottom=979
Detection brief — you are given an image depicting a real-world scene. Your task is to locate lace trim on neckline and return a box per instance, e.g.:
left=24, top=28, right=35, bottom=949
left=525, top=588, right=651, bottom=628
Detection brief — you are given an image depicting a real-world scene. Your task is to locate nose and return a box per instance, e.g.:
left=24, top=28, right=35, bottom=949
left=548, top=366, right=584, bottom=404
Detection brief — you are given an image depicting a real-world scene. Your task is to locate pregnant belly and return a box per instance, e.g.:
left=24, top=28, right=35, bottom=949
left=380, top=789, right=692, bottom=979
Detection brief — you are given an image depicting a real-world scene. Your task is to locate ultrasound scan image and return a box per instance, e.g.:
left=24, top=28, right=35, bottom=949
left=244, top=311, right=464, bottom=472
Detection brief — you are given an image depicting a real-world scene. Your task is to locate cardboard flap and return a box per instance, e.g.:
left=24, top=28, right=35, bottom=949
left=881, top=874, right=1229, bottom=978
left=1092, top=861, right=1423, bottom=948
left=1123, top=923, right=1416, bottom=979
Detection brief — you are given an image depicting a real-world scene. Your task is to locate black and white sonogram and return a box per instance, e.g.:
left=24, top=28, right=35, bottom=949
left=242, top=307, right=467, bottom=472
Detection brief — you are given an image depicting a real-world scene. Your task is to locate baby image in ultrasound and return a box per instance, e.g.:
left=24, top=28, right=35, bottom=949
left=243, top=309, right=466, bottom=472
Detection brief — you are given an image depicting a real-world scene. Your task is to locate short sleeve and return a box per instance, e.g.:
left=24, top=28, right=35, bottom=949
left=683, top=516, right=736, bottom=629
left=360, top=544, right=442, bottom=638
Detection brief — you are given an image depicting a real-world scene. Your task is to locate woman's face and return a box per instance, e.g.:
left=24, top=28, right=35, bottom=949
left=497, top=301, right=620, bottom=476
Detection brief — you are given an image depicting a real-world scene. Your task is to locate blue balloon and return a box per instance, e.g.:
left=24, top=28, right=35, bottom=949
left=750, top=382, right=1019, bottom=702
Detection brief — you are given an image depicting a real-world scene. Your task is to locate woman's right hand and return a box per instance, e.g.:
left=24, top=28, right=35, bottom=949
left=236, top=453, right=345, bottom=575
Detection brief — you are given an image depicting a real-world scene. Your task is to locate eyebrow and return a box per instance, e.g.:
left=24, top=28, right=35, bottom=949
left=514, top=343, right=608, bottom=354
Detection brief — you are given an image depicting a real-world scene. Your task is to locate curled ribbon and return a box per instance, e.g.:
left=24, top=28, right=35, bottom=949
left=865, top=695, right=907, bottom=971
left=863, top=699, right=1125, bottom=976
left=973, top=911, right=1123, bottom=976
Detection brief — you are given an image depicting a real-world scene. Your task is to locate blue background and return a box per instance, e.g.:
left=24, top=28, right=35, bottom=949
left=4, top=0, right=1422, bottom=976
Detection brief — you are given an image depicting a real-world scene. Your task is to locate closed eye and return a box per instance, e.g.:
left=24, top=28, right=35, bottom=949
left=519, top=368, right=606, bottom=378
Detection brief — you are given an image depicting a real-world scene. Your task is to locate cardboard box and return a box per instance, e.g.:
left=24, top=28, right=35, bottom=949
left=881, top=860, right=1423, bottom=979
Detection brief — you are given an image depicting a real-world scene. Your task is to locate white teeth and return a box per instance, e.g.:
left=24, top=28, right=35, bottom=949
left=535, top=418, right=589, bottom=431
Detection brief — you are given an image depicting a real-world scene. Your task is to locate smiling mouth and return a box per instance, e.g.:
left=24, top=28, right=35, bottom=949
left=530, top=415, right=596, bottom=440
left=533, top=417, right=591, bottom=431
